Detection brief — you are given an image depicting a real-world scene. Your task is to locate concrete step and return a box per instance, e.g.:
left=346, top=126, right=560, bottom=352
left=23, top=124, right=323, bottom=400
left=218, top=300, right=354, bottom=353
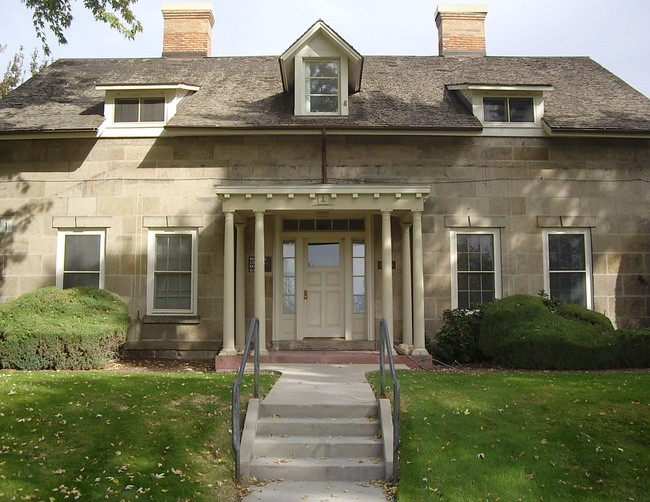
left=248, top=456, right=386, bottom=482
left=253, top=435, right=383, bottom=458
left=259, top=402, right=379, bottom=420
left=256, top=416, right=380, bottom=437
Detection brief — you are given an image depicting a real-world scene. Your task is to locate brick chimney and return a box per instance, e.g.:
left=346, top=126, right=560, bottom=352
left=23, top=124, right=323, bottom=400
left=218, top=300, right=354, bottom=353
left=435, top=4, right=488, bottom=57
left=162, top=3, right=215, bottom=57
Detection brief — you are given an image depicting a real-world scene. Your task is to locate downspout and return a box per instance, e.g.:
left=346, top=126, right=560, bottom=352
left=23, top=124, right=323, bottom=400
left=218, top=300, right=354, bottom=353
left=321, top=128, right=328, bottom=184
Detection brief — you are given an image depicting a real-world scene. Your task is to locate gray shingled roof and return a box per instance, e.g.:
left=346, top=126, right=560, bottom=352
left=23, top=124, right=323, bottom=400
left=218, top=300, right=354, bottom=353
left=0, top=55, right=648, bottom=134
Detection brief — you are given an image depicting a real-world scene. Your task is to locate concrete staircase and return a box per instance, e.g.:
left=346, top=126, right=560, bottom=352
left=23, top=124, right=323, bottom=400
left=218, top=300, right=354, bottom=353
left=240, top=400, right=394, bottom=481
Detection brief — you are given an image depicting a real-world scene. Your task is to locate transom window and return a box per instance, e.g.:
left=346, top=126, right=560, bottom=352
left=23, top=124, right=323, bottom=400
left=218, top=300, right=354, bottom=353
left=451, top=230, right=502, bottom=309
left=544, top=230, right=593, bottom=309
left=305, top=60, right=339, bottom=114
left=115, top=97, right=165, bottom=123
left=147, top=229, right=198, bottom=315
left=56, top=230, right=105, bottom=289
left=283, top=218, right=364, bottom=231
left=483, top=97, right=534, bottom=123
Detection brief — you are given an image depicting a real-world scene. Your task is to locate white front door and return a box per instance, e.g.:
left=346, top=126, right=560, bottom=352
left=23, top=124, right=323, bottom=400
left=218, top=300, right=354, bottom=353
left=303, top=240, right=344, bottom=338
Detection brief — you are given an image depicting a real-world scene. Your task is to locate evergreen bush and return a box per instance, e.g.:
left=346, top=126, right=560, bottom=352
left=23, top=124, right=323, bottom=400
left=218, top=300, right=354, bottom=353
left=429, top=307, right=485, bottom=364
left=478, top=295, right=648, bottom=369
left=0, top=287, right=130, bottom=370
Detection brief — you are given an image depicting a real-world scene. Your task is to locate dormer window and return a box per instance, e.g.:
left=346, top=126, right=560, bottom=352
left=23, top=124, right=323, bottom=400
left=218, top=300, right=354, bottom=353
left=305, top=60, right=340, bottom=114
left=448, top=84, right=553, bottom=136
left=96, top=83, right=199, bottom=137
left=483, top=97, right=534, bottom=123
left=279, top=20, right=363, bottom=118
left=115, top=97, right=165, bottom=123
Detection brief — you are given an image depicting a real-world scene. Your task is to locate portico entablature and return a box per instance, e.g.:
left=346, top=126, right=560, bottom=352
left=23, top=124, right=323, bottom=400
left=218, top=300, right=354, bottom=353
left=215, top=184, right=430, bottom=212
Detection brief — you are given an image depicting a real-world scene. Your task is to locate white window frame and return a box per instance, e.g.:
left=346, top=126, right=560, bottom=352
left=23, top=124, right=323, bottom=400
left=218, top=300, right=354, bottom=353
left=482, top=96, right=536, bottom=124
left=147, top=228, right=198, bottom=316
left=114, top=96, right=166, bottom=124
left=96, top=84, right=199, bottom=137
left=303, top=59, right=341, bottom=115
left=543, top=229, right=593, bottom=309
left=450, top=229, right=502, bottom=309
left=56, top=229, right=106, bottom=289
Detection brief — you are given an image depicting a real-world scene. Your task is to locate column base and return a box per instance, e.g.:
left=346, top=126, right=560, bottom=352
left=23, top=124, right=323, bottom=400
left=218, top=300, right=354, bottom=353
left=219, top=348, right=238, bottom=356
left=411, top=348, right=430, bottom=356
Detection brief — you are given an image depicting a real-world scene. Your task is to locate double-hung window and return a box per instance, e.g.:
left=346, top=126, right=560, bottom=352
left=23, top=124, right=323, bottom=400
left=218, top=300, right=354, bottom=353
left=543, top=230, right=593, bottom=309
left=147, top=229, right=198, bottom=315
left=451, top=230, right=502, bottom=309
left=114, top=97, right=165, bottom=123
left=56, top=230, right=105, bottom=289
left=305, top=60, right=340, bottom=114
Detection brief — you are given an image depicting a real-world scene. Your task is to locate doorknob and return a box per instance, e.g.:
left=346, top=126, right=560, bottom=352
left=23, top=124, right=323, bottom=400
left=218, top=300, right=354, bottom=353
left=304, top=290, right=308, bottom=300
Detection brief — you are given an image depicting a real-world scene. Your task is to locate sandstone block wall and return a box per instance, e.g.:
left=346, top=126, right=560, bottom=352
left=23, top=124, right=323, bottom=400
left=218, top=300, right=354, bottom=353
left=0, top=134, right=648, bottom=355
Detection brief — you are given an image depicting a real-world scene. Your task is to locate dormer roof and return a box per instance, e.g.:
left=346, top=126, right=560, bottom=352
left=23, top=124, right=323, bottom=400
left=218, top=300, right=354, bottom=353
left=279, top=20, right=364, bottom=94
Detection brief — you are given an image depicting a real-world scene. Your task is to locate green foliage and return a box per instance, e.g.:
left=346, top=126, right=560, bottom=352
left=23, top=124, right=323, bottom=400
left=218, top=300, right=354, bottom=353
left=0, top=287, right=130, bottom=370
left=611, top=328, right=650, bottom=368
left=538, top=289, right=562, bottom=313
left=21, top=0, right=142, bottom=55
left=428, top=307, right=485, bottom=364
left=0, top=45, right=48, bottom=98
left=478, top=295, right=648, bottom=369
left=556, top=301, right=614, bottom=332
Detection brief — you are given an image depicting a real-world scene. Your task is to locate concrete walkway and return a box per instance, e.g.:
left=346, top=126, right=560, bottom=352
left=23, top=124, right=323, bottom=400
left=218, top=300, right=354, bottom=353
left=240, top=363, right=407, bottom=502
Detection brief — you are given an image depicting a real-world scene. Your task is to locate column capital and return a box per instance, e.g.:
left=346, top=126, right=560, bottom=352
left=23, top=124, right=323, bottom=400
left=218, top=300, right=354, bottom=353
left=401, top=220, right=412, bottom=228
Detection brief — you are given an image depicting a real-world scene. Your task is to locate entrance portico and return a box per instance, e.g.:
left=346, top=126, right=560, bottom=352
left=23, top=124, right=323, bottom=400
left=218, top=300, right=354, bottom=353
left=216, top=185, right=430, bottom=356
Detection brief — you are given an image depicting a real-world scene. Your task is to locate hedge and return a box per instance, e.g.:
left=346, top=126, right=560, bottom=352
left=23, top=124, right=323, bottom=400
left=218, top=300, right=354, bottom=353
left=478, top=295, right=649, bottom=369
left=0, top=287, right=130, bottom=370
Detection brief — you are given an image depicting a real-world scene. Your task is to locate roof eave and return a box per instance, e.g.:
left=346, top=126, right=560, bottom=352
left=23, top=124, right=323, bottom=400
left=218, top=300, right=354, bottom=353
left=543, top=120, right=650, bottom=138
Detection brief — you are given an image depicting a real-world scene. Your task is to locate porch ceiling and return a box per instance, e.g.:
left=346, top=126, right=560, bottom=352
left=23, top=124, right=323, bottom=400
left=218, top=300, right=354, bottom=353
left=215, top=184, right=431, bottom=212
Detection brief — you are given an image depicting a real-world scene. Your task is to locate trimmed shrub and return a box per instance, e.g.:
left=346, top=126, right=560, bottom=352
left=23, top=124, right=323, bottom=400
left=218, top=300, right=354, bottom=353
left=429, top=307, right=485, bottom=364
left=478, top=295, right=618, bottom=369
left=611, top=328, right=650, bottom=368
left=0, top=287, right=130, bottom=370
left=556, top=302, right=614, bottom=333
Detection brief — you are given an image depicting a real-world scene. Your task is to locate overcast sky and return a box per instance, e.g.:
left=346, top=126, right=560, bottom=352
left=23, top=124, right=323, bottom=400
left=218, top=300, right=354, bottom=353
left=2, top=0, right=649, bottom=98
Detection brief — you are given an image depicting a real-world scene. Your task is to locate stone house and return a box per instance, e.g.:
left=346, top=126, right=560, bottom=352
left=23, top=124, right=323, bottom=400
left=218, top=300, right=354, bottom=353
left=0, top=3, right=648, bottom=359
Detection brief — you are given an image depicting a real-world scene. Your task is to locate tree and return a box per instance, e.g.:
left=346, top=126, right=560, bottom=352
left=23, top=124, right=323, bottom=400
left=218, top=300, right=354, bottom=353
left=21, top=0, right=142, bottom=56
left=1, top=45, right=48, bottom=98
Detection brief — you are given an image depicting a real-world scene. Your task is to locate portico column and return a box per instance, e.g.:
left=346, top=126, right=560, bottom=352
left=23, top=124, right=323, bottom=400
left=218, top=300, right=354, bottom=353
left=401, top=221, right=413, bottom=346
left=381, top=210, right=394, bottom=344
left=220, top=210, right=236, bottom=355
left=254, top=210, right=268, bottom=355
left=412, top=210, right=428, bottom=355
left=235, top=221, right=246, bottom=350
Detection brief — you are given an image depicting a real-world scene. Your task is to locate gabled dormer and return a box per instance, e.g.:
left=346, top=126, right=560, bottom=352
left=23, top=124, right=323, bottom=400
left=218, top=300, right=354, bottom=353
left=279, top=20, right=363, bottom=117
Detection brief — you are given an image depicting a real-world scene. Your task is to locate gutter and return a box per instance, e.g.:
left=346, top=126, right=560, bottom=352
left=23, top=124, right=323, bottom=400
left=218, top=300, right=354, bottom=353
left=542, top=121, right=650, bottom=139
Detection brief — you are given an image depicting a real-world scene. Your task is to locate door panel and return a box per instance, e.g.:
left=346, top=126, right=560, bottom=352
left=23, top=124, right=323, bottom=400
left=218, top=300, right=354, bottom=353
left=303, top=241, right=344, bottom=338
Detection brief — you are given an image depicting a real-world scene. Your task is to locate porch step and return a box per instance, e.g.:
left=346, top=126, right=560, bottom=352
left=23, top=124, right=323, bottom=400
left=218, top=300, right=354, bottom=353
left=248, top=456, right=386, bottom=482
left=272, top=339, right=377, bottom=351
left=215, top=350, right=433, bottom=370
left=243, top=400, right=389, bottom=481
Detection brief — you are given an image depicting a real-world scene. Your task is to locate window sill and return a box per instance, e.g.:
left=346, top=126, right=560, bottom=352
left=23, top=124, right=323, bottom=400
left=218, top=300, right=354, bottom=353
left=142, top=315, right=200, bottom=325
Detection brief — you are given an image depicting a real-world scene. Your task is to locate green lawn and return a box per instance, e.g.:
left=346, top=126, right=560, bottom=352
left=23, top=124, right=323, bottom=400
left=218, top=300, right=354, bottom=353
left=0, top=370, right=276, bottom=501
left=2, top=369, right=647, bottom=502
left=379, top=370, right=649, bottom=502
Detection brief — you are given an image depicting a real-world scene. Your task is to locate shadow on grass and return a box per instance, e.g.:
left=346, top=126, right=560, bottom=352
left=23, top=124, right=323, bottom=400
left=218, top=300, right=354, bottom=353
left=0, top=371, right=276, bottom=501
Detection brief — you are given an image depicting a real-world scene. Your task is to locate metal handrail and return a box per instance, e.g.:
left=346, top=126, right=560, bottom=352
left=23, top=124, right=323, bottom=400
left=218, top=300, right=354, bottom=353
left=231, top=317, right=260, bottom=482
left=379, top=318, right=400, bottom=482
